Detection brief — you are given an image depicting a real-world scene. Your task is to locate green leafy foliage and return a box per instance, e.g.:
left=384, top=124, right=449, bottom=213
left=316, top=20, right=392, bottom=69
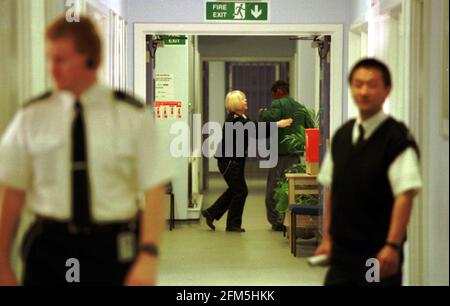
left=285, top=163, right=306, bottom=174
left=281, top=107, right=319, bottom=155
left=274, top=162, right=319, bottom=216
left=281, top=125, right=305, bottom=155
left=308, top=108, right=320, bottom=128
left=274, top=108, right=320, bottom=216
left=295, top=194, right=319, bottom=205
left=274, top=180, right=289, bottom=214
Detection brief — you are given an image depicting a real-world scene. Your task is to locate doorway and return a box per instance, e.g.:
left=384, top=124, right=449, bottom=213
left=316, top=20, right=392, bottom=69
left=227, top=61, right=290, bottom=121
left=134, top=23, right=344, bottom=131
left=227, top=61, right=290, bottom=178
left=134, top=24, right=343, bottom=222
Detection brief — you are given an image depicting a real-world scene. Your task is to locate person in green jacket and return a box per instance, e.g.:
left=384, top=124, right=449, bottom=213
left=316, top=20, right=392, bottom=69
left=259, top=80, right=315, bottom=231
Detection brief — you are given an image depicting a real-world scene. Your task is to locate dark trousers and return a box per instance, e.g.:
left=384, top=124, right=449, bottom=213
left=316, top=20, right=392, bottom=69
left=21, top=218, right=139, bottom=286
left=324, top=242, right=403, bottom=286
left=265, top=155, right=298, bottom=226
left=206, top=159, right=248, bottom=228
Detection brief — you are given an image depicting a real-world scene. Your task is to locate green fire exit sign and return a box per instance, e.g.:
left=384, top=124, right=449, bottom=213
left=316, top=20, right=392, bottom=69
left=163, top=35, right=187, bottom=45
left=205, top=1, right=269, bottom=22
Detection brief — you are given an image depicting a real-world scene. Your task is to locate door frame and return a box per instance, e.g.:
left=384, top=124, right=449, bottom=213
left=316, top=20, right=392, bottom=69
left=134, top=23, right=344, bottom=134
left=405, top=0, right=430, bottom=286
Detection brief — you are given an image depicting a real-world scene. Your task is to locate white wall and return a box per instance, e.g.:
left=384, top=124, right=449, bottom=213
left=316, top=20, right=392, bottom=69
left=127, top=0, right=350, bottom=24
left=351, top=0, right=371, bottom=23
left=207, top=62, right=226, bottom=173
left=423, top=0, right=449, bottom=286
left=153, top=40, right=191, bottom=220
left=83, top=0, right=128, bottom=89
left=347, top=26, right=368, bottom=120
left=0, top=0, right=17, bottom=134
left=296, top=41, right=317, bottom=111
left=0, top=0, right=64, bottom=135
left=126, top=0, right=351, bottom=123
left=0, top=0, right=129, bottom=136
left=89, top=0, right=127, bottom=17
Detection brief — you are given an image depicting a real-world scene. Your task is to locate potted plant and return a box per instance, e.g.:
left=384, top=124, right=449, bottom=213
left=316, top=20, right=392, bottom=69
left=281, top=107, right=320, bottom=156
left=274, top=108, right=320, bottom=239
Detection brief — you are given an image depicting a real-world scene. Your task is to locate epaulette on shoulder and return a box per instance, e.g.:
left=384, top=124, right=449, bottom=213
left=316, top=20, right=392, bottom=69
left=114, top=90, right=144, bottom=109
left=22, top=91, right=52, bottom=109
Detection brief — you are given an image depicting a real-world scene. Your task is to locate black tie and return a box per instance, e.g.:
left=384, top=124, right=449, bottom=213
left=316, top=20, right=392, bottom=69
left=356, top=124, right=365, bottom=148
left=72, top=100, right=91, bottom=227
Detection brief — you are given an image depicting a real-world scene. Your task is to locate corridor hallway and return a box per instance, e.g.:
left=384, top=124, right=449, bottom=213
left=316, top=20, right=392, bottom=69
left=158, top=169, right=327, bottom=286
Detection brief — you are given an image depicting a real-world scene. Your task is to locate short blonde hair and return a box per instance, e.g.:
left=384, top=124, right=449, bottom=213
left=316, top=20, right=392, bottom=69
left=225, top=90, right=246, bottom=112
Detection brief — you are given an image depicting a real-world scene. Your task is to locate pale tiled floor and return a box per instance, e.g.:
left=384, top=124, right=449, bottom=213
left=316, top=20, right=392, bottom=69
left=157, top=168, right=327, bottom=286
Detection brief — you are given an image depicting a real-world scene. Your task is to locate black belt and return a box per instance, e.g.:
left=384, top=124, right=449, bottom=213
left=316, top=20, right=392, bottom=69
left=35, top=216, right=138, bottom=236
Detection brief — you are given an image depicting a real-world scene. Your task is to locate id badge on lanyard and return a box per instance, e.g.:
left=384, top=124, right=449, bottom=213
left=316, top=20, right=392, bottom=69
left=117, top=231, right=136, bottom=263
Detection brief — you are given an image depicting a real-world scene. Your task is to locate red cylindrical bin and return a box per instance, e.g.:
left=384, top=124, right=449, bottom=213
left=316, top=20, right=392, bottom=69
left=305, top=128, right=320, bottom=162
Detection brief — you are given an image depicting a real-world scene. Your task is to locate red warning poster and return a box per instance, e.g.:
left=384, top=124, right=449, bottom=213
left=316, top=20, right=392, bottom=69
left=154, top=101, right=182, bottom=119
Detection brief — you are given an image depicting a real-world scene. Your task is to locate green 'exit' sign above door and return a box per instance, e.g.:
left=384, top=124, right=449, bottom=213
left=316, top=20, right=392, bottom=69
left=163, top=35, right=187, bottom=45
left=205, top=1, right=269, bottom=22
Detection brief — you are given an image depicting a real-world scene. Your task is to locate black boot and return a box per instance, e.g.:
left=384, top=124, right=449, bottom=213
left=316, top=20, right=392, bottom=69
left=202, top=210, right=215, bottom=231
left=226, top=227, right=245, bottom=232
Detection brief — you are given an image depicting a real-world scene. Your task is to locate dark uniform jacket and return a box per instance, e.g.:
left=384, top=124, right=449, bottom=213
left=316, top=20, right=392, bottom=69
left=215, top=112, right=252, bottom=162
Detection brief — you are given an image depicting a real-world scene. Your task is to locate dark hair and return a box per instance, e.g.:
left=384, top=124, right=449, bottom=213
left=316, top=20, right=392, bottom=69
left=271, top=80, right=289, bottom=94
left=46, top=15, right=102, bottom=69
left=348, top=58, right=392, bottom=88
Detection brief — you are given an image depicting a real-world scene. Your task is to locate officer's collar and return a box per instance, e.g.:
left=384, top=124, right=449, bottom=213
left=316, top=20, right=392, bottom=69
left=78, top=81, right=108, bottom=106
left=232, top=112, right=246, bottom=118
left=57, top=81, right=106, bottom=108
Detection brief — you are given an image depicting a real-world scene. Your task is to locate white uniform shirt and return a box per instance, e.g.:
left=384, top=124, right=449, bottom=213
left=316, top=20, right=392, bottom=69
left=0, top=83, right=173, bottom=222
left=318, top=111, right=422, bottom=196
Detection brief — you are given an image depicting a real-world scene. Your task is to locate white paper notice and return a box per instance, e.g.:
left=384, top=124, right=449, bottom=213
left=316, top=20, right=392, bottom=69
left=155, top=73, right=174, bottom=101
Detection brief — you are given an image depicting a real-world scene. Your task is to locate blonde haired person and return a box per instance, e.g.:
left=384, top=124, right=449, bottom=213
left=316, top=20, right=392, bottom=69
left=201, top=90, right=292, bottom=232
left=225, top=90, right=246, bottom=112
